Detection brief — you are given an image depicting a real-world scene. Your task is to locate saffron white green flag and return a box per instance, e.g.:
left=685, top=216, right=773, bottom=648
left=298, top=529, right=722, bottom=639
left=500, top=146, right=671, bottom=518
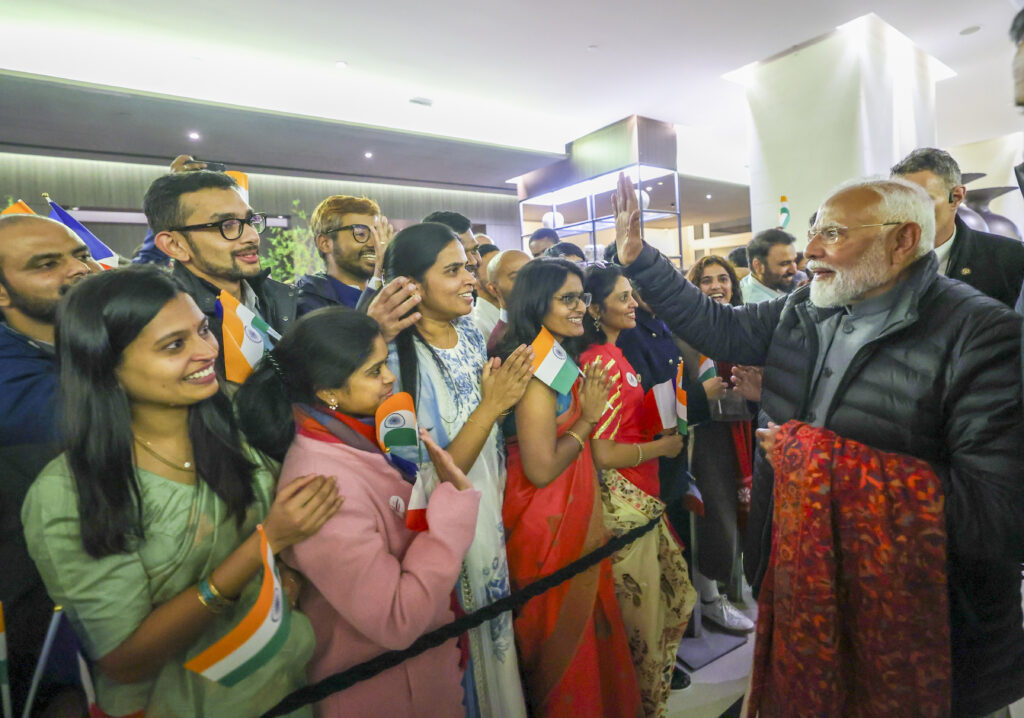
left=696, top=354, right=717, bottom=384
left=675, top=361, right=689, bottom=436
left=530, top=327, right=580, bottom=396
left=184, top=526, right=290, bottom=686
left=216, top=291, right=281, bottom=383
left=375, top=392, right=434, bottom=531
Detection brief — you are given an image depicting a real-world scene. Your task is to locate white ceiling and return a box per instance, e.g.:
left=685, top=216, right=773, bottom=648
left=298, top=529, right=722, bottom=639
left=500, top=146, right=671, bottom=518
left=1, top=0, right=1021, bottom=158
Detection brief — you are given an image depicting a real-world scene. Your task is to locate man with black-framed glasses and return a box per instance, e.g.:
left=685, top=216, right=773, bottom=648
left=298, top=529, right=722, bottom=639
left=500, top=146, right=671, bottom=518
left=145, top=170, right=298, bottom=365
left=297, top=194, right=392, bottom=314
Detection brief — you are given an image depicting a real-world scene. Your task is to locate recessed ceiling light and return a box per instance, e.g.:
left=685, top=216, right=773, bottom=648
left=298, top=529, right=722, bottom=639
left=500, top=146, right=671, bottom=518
left=188, top=131, right=200, bottom=140
left=335, top=60, right=348, bottom=69
left=657, top=181, right=664, bottom=186
left=959, top=25, right=981, bottom=36
left=706, top=194, right=713, bottom=199
left=364, top=151, right=373, bottom=159
left=645, top=186, right=653, bottom=191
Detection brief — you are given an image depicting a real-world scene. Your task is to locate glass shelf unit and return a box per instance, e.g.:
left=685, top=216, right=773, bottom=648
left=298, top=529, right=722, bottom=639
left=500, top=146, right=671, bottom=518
left=518, top=164, right=684, bottom=265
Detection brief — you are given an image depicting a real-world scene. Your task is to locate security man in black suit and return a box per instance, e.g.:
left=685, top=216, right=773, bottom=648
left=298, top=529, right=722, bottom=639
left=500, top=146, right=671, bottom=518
left=892, top=147, right=1024, bottom=308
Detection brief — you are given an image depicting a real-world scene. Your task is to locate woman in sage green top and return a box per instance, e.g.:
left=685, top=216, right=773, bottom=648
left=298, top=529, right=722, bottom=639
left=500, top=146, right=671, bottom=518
left=21, top=266, right=341, bottom=717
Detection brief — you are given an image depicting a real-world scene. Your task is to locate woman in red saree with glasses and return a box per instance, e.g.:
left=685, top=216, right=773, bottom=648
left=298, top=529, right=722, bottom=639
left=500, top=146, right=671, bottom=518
left=498, top=258, right=642, bottom=718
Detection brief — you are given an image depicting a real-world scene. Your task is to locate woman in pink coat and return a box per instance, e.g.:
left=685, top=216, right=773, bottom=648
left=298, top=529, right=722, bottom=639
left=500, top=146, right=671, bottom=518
left=236, top=308, right=481, bottom=717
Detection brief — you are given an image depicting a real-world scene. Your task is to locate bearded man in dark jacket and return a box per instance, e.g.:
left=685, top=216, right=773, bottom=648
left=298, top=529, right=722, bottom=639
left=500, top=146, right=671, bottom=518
left=0, top=215, right=99, bottom=712
left=145, top=171, right=298, bottom=374
left=612, top=173, right=1024, bottom=716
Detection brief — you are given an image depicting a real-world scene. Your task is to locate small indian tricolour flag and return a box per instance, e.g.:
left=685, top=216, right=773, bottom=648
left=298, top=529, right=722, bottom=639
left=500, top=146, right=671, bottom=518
left=185, top=526, right=290, bottom=686
left=696, top=354, right=717, bottom=383
left=778, top=195, right=791, bottom=229
left=216, top=291, right=281, bottom=383
left=45, top=196, right=119, bottom=270
left=375, top=393, right=434, bottom=532
left=675, top=361, right=689, bottom=436
left=530, top=327, right=580, bottom=396
left=1, top=602, right=10, bottom=718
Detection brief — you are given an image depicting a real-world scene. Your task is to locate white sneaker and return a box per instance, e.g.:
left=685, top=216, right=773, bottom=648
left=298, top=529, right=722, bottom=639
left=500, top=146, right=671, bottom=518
left=701, top=595, right=755, bottom=633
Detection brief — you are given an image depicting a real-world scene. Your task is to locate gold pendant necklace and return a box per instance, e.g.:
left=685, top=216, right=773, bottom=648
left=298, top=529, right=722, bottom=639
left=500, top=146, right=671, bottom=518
left=134, top=437, right=195, bottom=472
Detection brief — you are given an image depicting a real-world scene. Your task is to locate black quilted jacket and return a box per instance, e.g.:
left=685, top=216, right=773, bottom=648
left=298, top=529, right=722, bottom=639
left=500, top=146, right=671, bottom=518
left=623, top=244, right=1024, bottom=715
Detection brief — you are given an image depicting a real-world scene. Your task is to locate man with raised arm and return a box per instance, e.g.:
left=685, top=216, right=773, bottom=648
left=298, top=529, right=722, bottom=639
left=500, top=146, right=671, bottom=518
left=613, top=172, right=1024, bottom=716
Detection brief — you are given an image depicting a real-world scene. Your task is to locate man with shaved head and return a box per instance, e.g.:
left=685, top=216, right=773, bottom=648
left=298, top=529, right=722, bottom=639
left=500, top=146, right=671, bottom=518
left=614, top=174, right=1024, bottom=716
left=484, top=249, right=530, bottom=355
left=471, top=240, right=502, bottom=338
left=0, top=214, right=99, bottom=712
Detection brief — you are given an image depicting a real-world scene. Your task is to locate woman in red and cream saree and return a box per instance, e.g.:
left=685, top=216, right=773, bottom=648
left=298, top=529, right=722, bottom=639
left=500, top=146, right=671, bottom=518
left=498, top=259, right=642, bottom=718
left=504, top=383, right=643, bottom=718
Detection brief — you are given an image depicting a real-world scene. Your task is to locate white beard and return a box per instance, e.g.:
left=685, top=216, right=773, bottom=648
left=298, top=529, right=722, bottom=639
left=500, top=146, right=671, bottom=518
left=808, top=240, right=892, bottom=308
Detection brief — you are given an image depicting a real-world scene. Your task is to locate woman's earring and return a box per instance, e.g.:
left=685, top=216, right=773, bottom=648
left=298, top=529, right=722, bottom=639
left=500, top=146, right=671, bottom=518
left=593, top=315, right=603, bottom=332
left=328, top=396, right=339, bottom=410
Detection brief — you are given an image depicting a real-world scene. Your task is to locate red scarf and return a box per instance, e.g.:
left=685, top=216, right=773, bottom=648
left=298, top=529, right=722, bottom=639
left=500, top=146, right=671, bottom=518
left=748, top=421, right=951, bottom=717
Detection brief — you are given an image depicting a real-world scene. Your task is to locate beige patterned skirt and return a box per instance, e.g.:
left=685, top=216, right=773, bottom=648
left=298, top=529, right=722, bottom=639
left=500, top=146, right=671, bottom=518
left=599, top=469, right=697, bottom=718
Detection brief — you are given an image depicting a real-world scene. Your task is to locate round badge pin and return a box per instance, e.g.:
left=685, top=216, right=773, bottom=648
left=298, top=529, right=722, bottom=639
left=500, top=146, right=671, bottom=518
left=389, top=496, right=406, bottom=516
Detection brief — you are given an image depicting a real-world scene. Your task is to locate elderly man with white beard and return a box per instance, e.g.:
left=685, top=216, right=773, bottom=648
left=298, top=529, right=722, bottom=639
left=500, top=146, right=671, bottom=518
left=611, top=173, right=1024, bottom=717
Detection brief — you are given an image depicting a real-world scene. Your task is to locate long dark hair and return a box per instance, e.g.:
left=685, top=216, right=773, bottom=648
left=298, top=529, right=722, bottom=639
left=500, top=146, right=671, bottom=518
left=381, top=222, right=461, bottom=401
left=500, top=258, right=585, bottom=360
left=57, top=265, right=256, bottom=558
left=686, top=255, right=744, bottom=306
left=581, top=263, right=625, bottom=347
left=235, top=308, right=381, bottom=461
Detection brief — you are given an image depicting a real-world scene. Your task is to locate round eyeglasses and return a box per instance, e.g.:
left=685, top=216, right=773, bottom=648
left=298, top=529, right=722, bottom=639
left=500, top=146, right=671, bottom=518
left=323, top=224, right=372, bottom=244
left=170, top=213, right=267, bottom=240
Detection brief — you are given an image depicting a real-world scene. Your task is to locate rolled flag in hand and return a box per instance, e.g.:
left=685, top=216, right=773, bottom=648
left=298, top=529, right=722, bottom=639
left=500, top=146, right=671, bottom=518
left=530, top=327, right=580, bottom=396
left=778, top=195, right=791, bottom=229
left=376, top=393, right=433, bottom=531
left=184, top=526, right=290, bottom=687
left=675, top=361, right=689, bottom=436
left=45, top=196, right=119, bottom=270
left=376, top=392, right=418, bottom=452
left=216, top=291, right=281, bottom=383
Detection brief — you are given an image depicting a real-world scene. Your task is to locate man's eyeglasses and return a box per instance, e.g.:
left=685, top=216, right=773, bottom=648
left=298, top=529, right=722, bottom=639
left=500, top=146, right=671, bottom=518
left=323, top=224, right=372, bottom=244
left=170, top=213, right=267, bottom=240
left=807, top=222, right=902, bottom=244
left=555, top=292, right=592, bottom=308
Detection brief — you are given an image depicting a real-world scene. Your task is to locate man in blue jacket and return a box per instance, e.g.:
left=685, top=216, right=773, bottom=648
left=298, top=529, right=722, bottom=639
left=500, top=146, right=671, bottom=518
left=0, top=214, right=98, bottom=712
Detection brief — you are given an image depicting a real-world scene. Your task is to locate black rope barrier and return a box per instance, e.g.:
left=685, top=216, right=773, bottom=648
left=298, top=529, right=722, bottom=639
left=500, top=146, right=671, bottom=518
left=261, top=504, right=670, bottom=717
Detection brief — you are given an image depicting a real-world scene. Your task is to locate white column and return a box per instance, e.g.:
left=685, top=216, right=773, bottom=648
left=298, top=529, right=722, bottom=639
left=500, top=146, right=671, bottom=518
left=739, top=14, right=952, bottom=241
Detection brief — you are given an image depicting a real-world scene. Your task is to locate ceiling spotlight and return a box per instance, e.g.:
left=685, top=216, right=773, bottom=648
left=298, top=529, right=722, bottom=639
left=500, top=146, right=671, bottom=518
left=364, top=151, right=373, bottom=159
left=335, top=60, right=348, bottom=69
left=188, top=131, right=201, bottom=141
left=705, top=194, right=713, bottom=199
left=959, top=25, right=981, bottom=36
left=657, top=181, right=664, bottom=186
left=645, top=186, right=653, bottom=191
